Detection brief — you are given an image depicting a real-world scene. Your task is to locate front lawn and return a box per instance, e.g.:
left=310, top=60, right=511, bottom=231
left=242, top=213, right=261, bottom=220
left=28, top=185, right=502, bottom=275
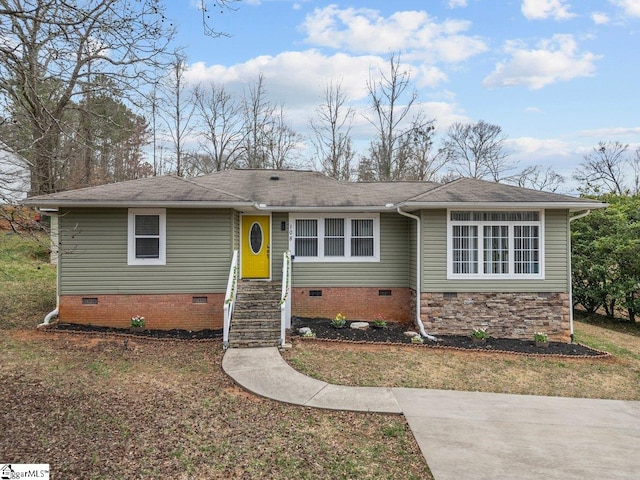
left=283, top=314, right=640, bottom=401
left=0, top=331, right=431, bottom=479
left=0, top=233, right=432, bottom=479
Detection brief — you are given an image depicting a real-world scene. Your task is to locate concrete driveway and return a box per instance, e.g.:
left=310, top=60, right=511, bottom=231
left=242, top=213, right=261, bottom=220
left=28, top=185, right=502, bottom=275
left=393, top=388, right=640, bottom=480
left=223, top=347, right=640, bottom=480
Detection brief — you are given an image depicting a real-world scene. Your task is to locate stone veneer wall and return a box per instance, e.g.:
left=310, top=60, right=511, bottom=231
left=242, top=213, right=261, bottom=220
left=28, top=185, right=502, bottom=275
left=420, top=292, right=570, bottom=342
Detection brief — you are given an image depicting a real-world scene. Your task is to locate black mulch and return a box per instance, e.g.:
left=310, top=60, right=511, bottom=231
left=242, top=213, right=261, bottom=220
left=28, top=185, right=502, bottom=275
left=49, top=319, right=609, bottom=357
left=51, top=322, right=223, bottom=340
left=292, top=317, right=609, bottom=357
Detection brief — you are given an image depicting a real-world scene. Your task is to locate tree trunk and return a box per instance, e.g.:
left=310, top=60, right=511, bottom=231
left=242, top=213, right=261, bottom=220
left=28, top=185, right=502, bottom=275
left=30, top=127, right=60, bottom=196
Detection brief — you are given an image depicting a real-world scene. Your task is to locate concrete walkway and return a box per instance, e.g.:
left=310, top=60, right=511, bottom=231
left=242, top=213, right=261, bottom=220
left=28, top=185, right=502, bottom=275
left=223, top=347, right=640, bottom=480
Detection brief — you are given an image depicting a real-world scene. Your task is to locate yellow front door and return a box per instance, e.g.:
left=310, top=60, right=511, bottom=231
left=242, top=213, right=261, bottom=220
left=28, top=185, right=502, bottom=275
left=241, top=215, right=270, bottom=278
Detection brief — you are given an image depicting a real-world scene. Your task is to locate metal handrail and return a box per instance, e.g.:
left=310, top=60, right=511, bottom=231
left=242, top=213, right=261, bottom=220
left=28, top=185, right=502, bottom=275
left=279, top=250, right=292, bottom=346
left=223, top=250, right=239, bottom=349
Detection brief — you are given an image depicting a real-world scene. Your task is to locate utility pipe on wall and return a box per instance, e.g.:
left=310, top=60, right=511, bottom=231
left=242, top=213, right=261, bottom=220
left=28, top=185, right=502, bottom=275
left=396, top=207, right=437, bottom=341
left=568, top=209, right=591, bottom=343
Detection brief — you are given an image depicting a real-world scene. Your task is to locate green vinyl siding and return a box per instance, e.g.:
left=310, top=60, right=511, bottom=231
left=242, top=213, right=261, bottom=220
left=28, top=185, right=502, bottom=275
left=291, top=212, right=410, bottom=287
left=421, top=209, right=569, bottom=293
left=59, top=208, right=234, bottom=295
left=232, top=211, right=240, bottom=252
left=408, top=217, right=417, bottom=290
left=271, top=212, right=289, bottom=282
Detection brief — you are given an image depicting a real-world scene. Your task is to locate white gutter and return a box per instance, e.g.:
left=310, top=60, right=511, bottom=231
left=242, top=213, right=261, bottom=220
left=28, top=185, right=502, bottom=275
left=253, top=204, right=396, bottom=213
left=396, top=207, right=437, bottom=341
left=23, top=200, right=253, bottom=209
left=568, top=209, right=592, bottom=343
left=401, top=201, right=607, bottom=211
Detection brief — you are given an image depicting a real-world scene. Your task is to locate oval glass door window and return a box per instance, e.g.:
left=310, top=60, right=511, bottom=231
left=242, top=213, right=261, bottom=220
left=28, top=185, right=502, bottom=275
left=249, top=222, right=263, bottom=254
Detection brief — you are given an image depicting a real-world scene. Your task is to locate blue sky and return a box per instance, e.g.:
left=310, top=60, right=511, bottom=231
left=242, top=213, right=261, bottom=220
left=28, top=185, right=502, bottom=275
left=164, top=0, right=640, bottom=189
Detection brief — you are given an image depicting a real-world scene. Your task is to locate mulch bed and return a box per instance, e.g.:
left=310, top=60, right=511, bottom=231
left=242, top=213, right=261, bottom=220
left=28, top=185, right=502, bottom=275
left=50, top=322, right=223, bottom=341
left=49, top=319, right=609, bottom=358
left=292, top=317, right=610, bottom=358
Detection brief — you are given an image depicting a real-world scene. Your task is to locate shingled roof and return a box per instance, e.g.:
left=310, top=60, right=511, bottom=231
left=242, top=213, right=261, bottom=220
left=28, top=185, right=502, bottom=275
left=24, top=169, right=604, bottom=211
left=402, top=177, right=601, bottom=208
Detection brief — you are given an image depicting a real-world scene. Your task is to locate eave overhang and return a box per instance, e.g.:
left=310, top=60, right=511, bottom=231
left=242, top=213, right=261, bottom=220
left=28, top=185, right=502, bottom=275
left=24, top=200, right=254, bottom=209
left=399, top=201, right=608, bottom=212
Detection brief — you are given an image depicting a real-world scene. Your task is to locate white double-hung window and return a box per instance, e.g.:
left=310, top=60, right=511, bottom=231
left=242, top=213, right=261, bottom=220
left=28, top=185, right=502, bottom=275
left=290, top=214, right=380, bottom=262
left=128, top=208, right=166, bottom=265
left=447, top=211, right=543, bottom=279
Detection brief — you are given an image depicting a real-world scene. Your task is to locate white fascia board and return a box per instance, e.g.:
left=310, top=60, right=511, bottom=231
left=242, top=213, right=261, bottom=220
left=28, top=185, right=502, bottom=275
left=400, top=201, right=607, bottom=211
left=258, top=205, right=396, bottom=212
left=22, top=200, right=253, bottom=209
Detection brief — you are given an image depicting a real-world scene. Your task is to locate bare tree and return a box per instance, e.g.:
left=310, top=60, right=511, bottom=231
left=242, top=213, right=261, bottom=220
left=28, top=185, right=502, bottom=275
left=160, top=52, right=196, bottom=177
left=264, top=105, right=302, bottom=170
left=0, top=0, right=175, bottom=195
left=573, top=141, right=632, bottom=195
left=507, top=165, right=565, bottom=192
left=191, top=81, right=245, bottom=173
left=199, top=0, right=240, bottom=37
left=631, top=147, right=640, bottom=195
left=240, top=74, right=301, bottom=170
left=395, top=118, right=446, bottom=181
left=241, top=74, right=275, bottom=169
left=442, top=120, right=514, bottom=181
left=309, top=80, right=355, bottom=180
left=363, top=53, right=426, bottom=181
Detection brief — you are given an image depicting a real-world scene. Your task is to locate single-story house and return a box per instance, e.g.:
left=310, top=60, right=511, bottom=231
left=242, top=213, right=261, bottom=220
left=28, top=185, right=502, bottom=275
left=24, top=169, right=606, bottom=344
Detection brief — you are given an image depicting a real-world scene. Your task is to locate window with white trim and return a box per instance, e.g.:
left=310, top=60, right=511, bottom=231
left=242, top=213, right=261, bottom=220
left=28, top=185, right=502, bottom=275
left=448, top=211, right=543, bottom=278
left=128, top=209, right=166, bottom=265
left=290, top=214, right=380, bottom=262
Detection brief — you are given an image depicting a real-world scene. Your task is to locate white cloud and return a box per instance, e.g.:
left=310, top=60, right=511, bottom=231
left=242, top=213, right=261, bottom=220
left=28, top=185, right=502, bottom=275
left=186, top=50, right=386, bottom=106
left=521, top=0, right=575, bottom=20
left=508, top=136, right=584, bottom=185
left=418, top=101, right=471, bottom=129
left=187, top=47, right=452, bottom=111
left=591, top=12, right=610, bottom=24
left=184, top=50, right=468, bottom=152
left=509, top=137, right=572, bottom=157
left=525, top=106, right=543, bottom=114
left=577, top=126, right=640, bottom=138
left=300, top=5, right=487, bottom=64
left=414, top=65, right=449, bottom=88
left=483, top=34, right=601, bottom=90
left=447, top=0, right=468, bottom=8
left=610, top=0, right=640, bottom=17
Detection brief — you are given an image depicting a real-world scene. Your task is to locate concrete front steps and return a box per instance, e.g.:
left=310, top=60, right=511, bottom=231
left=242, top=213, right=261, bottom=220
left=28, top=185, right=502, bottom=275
left=228, top=281, right=283, bottom=348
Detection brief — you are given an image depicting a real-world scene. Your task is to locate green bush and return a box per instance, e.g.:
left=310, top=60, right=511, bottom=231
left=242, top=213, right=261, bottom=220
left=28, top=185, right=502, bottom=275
left=572, top=194, right=640, bottom=322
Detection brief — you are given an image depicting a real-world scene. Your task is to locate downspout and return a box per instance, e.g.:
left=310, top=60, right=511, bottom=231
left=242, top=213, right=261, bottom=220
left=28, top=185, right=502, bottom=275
left=396, top=207, right=437, bottom=341
left=568, top=210, right=591, bottom=343
left=39, top=247, right=60, bottom=328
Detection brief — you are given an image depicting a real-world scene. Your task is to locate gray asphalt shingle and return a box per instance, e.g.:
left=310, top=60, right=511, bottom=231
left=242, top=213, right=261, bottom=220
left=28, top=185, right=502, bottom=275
left=23, top=169, right=603, bottom=209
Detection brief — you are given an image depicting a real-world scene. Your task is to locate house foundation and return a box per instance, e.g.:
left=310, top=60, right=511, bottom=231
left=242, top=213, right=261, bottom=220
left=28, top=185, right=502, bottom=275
left=291, top=287, right=412, bottom=323
left=420, top=292, right=571, bottom=342
left=59, top=293, right=225, bottom=331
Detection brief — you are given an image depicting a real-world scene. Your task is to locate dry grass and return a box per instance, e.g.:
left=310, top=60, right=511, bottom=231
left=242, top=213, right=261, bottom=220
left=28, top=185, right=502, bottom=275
left=0, top=331, right=432, bottom=479
left=1, top=234, right=433, bottom=479
left=283, top=316, right=640, bottom=401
